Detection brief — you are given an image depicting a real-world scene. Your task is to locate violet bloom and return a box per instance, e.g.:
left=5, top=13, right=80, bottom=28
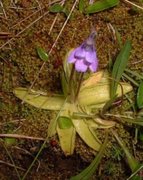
left=67, top=31, right=98, bottom=72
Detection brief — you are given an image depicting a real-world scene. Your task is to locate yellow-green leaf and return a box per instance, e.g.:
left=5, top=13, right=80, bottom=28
left=78, top=71, right=132, bottom=107
left=72, top=119, right=101, bottom=151
left=37, top=47, right=48, bottom=62
left=137, top=81, right=143, bottom=109
left=14, top=87, right=65, bottom=110
left=85, top=0, right=119, bottom=14
left=57, top=124, right=76, bottom=155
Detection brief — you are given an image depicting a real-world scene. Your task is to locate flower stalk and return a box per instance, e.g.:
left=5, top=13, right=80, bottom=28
left=74, top=72, right=84, bottom=101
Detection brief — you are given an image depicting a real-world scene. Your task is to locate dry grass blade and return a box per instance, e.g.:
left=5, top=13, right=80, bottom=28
left=48, top=0, right=66, bottom=35
left=0, top=10, right=50, bottom=50
left=0, top=140, right=21, bottom=179
left=0, top=160, right=25, bottom=171
left=0, top=134, right=45, bottom=141
left=0, top=0, right=7, bottom=19
left=123, top=0, right=143, bottom=10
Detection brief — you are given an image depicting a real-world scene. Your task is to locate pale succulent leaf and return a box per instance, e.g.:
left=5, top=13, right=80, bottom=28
left=88, top=126, right=101, bottom=144
left=63, top=50, right=73, bottom=81
left=61, top=50, right=74, bottom=96
left=86, top=119, right=99, bottom=128
left=47, top=115, right=57, bottom=137
left=14, top=87, right=65, bottom=110
left=87, top=118, right=115, bottom=129
left=48, top=98, right=70, bottom=137
left=57, top=123, right=76, bottom=156
left=72, top=119, right=100, bottom=151
left=81, top=71, right=103, bottom=89
left=93, top=117, right=116, bottom=127
left=78, top=71, right=132, bottom=106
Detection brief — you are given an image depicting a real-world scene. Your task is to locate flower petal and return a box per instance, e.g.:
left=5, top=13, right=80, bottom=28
left=67, top=49, right=77, bottom=63
left=89, top=60, right=98, bottom=72
left=85, top=50, right=98, bottom=63
left=75, top=60, right=88, bottom=72
left=74, top=46, right=85, bottom=59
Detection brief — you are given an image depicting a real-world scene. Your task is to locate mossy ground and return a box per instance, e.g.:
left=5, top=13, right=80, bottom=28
left=0, top=0, right=143, bottom=179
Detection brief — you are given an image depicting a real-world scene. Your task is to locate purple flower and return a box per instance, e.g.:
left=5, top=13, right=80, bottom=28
left=67, top=31, right=98, bottom=72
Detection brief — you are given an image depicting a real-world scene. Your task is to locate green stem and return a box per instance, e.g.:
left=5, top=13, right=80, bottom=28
left=69, top=65, right=75, bottom=93
left=74, top=72, right=84, bottom=102
left=111, top=129, right=139, bottom=172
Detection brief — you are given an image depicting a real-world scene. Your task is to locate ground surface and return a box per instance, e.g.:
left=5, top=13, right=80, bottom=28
left=0, top=0, right=143, bottom=179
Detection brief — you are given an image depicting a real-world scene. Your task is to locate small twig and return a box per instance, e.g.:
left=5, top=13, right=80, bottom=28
left=13, top=146, right=41, bottom=171
left=0, top=160, right=25, bottom=171
left=0, top=55, right=12, bottom=67
left=0, top=0, right=7, bottom=19
left=9, top=6, right=38, bottom=10
left=11, top=8, right=43, bottom=29
left=48, top=15, right=59, bottom=35
left=123, top=0, right=143, bottom=10
left=1, top=140, right=21, bottom=179
left=0, top=134, right=45, bottom=141
left=130, top=59, right=143, bottom=65
left=0, top=10, right=49, bottom=50
left=48, top=0, right=79, bottom=55
left=107, top=23, right=116, bottom=41
left=9, top=0, right=63, bottom=10
left=48, top=0, right=66, bottom=35
left=0, top=119, right=26, bottom=126
left=34, top=0, right=42, bottom=10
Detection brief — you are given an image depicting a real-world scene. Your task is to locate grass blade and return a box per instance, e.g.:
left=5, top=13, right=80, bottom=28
left=111, top=40, right=132, bottom=98
left=79, top=0, right=85, bottom=12
left=137, top=81, right=143, bottom=108
left=123, top=72, right=139, bottom=87
left=125, top=68, right=143, bottom=80
left=70, top=133, right=108, bottom=180
left=112, top=130, right=139, bottom=172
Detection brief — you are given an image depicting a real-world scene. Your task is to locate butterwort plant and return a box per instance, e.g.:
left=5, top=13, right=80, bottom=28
left=14, top=32, right=133, bottom=157
left=67, top=30, right=98, bottom=73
